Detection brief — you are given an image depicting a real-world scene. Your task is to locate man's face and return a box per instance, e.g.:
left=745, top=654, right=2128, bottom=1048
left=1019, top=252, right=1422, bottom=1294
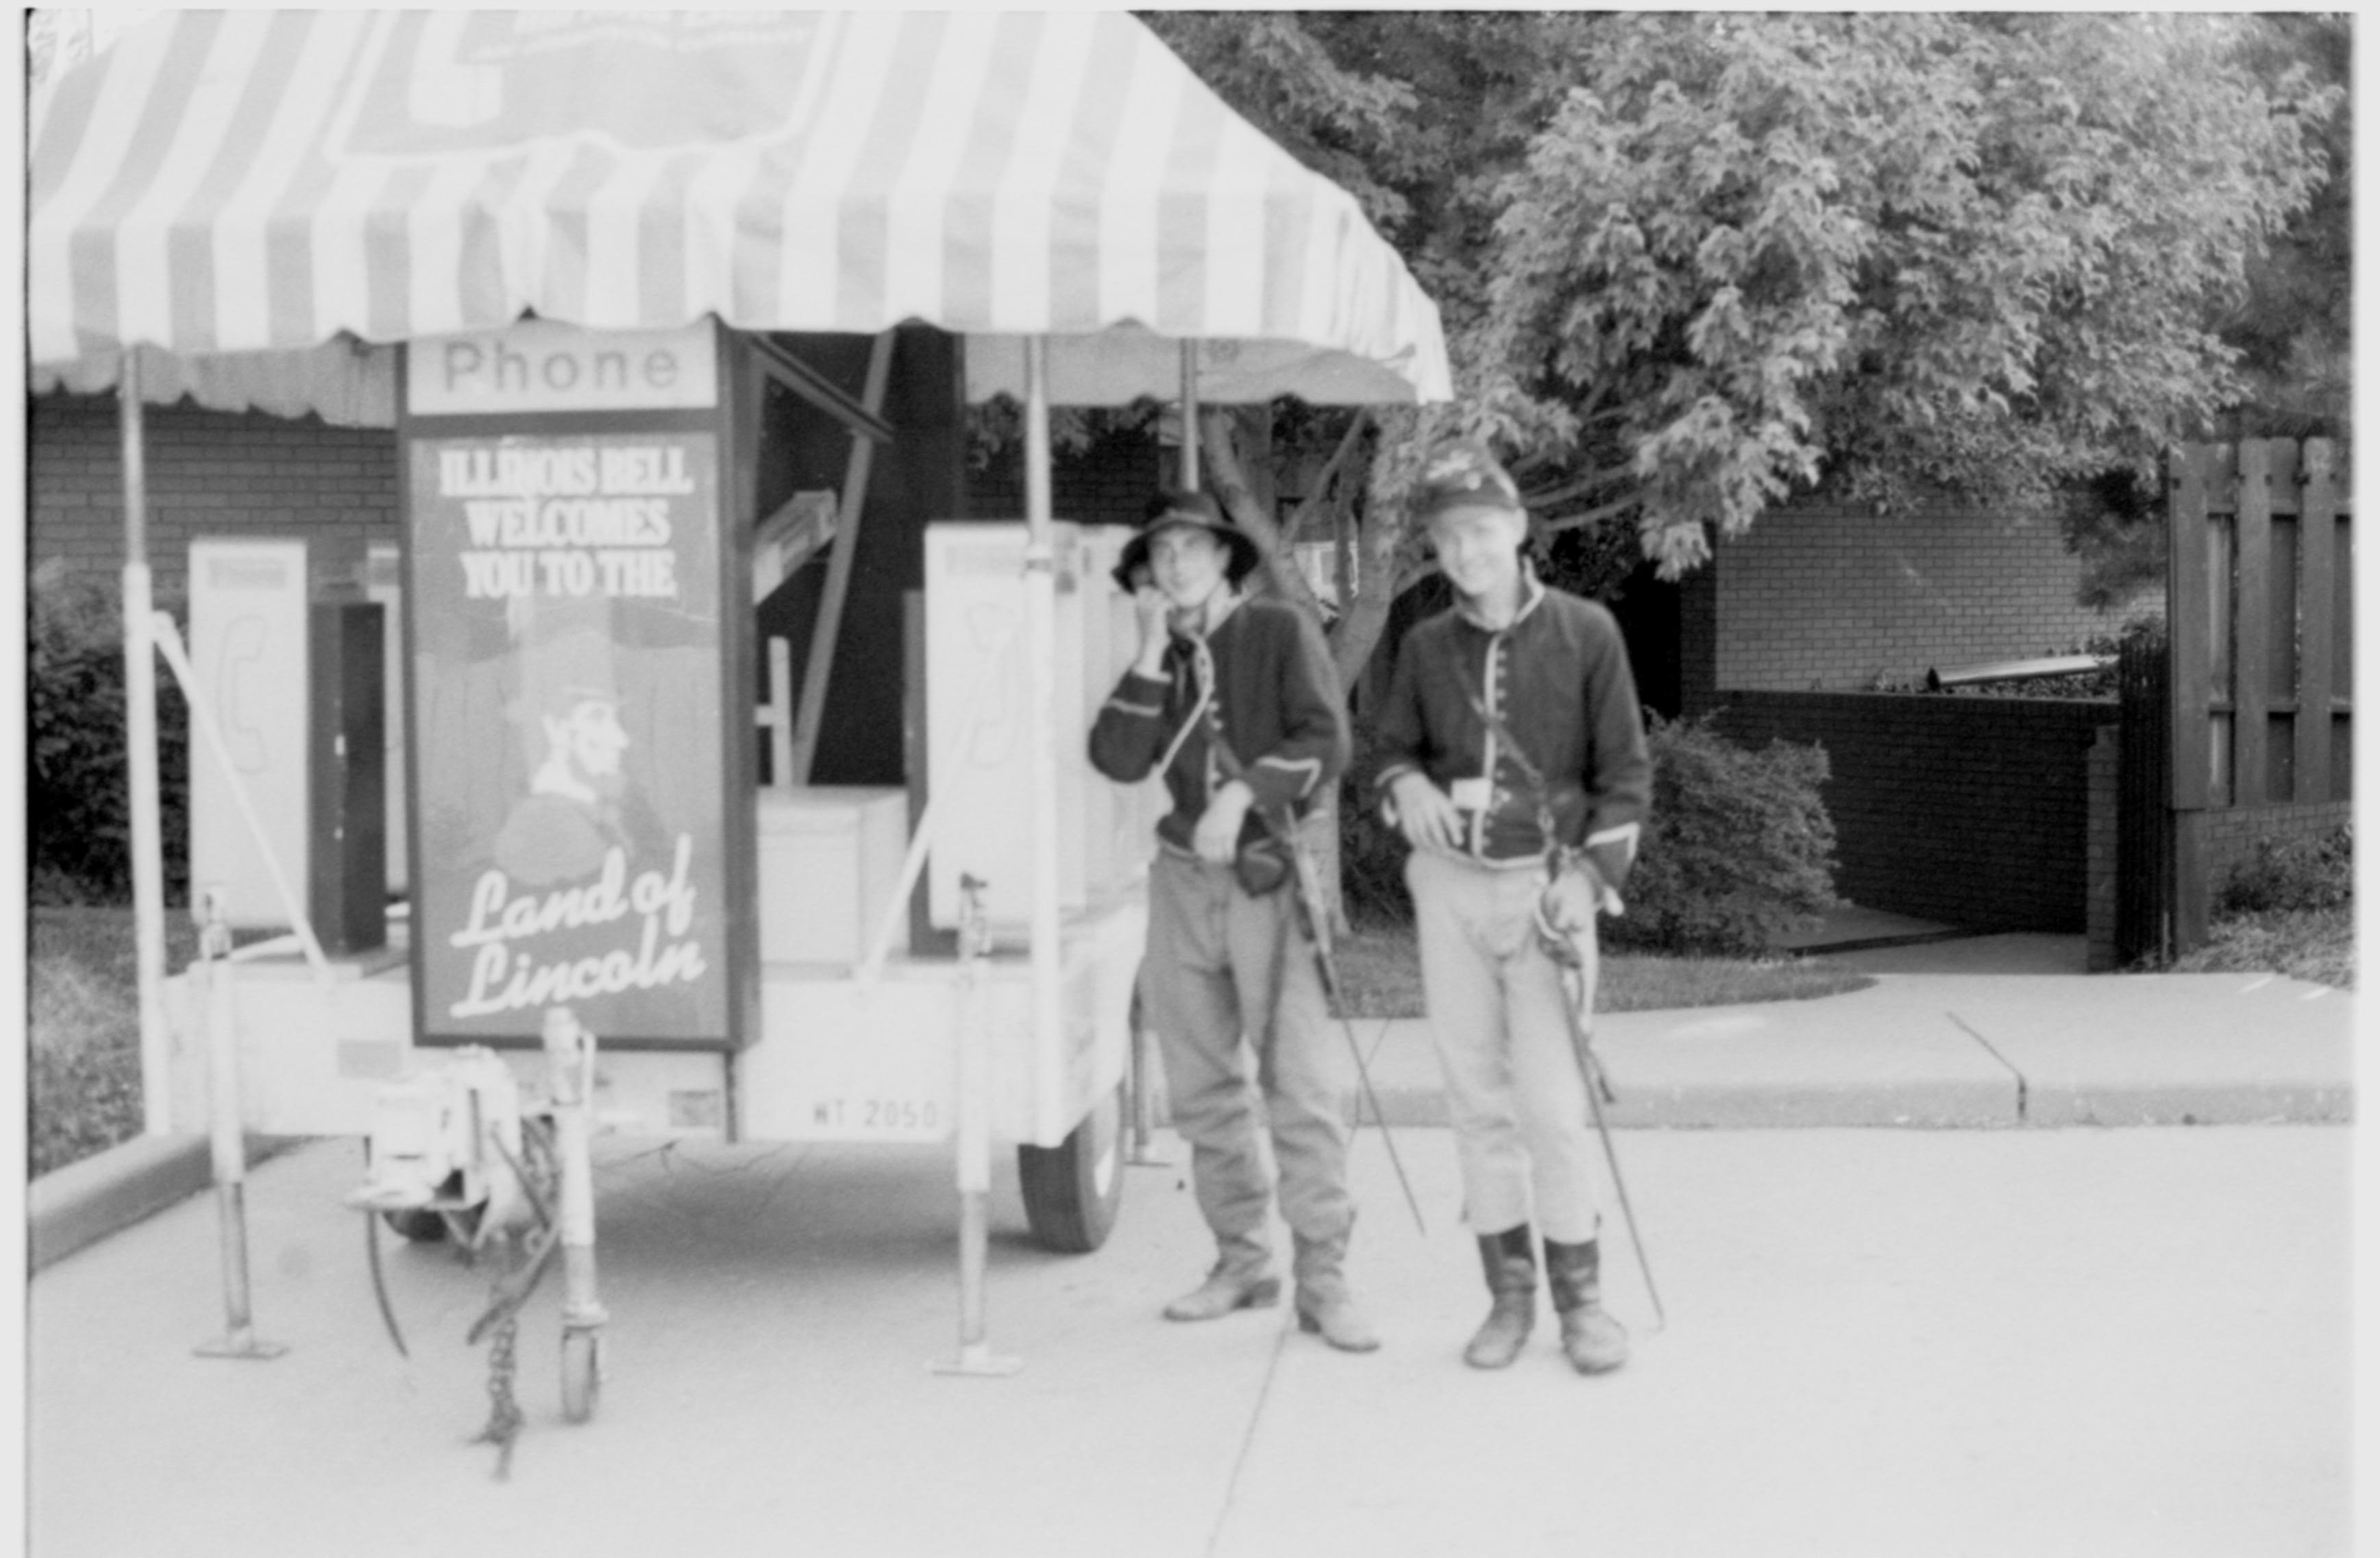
left=1147, top=524, right=1231, bottom=609
left=1427, top=502, right=1528, bottom=602
left=553, top=697, right=629, bottom=786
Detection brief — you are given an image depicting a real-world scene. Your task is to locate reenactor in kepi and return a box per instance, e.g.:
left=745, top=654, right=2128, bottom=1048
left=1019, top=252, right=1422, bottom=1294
left=1088, top=489, right=1376, bottom=1352
left=1372, top=437, right=1653, bottom=1374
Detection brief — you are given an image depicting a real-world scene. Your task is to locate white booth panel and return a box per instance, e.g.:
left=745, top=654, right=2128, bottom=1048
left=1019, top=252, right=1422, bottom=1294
left=188, top=539, right=311, bottom=929
left=923, top=522, right=1153, bottom=939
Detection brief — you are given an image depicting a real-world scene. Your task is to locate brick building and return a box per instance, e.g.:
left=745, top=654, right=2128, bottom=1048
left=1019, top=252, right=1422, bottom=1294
left=23, top=396, right=2216, bottom=939
left=1689, top=492, right=2143, bottom=698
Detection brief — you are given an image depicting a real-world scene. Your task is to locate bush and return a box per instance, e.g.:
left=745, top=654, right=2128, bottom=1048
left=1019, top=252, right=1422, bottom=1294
left=28, top=561, right=189, bottom=905
left=1338, top=724, right=1417, bottom=925
left=1338, top=709, right=1842, bottom=958
left=2218, top=826, right=2353, bottom=916
left=1602, top=714, right=1841, bottom=958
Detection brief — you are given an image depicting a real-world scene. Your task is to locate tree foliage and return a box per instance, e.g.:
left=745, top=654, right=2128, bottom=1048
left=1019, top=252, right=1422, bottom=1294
left=2212, top=13, right=2352, bottom=441
left=1480, top=13, right=2340, bottom=576
left=1128, top=12, right=2338, bottom=633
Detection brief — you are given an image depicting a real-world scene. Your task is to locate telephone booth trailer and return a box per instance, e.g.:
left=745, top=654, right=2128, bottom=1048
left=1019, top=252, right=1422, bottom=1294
left=27, top=10, right=1451, bottom=1392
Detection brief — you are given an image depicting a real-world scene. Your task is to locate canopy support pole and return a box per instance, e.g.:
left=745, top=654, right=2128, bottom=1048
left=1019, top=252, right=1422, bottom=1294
left=788, top=330, right=897, bottom=786
left=121, top=352, right=173, bottom=1136
left=1022, top=334, right=1064, bottom=1152
left=1179, top=343, right=1201, bottom=492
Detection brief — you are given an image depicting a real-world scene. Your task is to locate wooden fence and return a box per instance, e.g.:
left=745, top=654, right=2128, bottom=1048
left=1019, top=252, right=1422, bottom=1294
left=2159, top=439, right=2353, bottom=951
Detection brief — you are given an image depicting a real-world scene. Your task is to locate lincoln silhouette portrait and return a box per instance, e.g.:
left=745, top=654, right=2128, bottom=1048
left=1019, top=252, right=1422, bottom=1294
left=492, top=625, right=669, bottom=888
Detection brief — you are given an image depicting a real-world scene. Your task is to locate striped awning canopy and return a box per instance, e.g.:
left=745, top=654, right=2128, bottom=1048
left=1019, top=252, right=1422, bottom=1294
left=28, top=10, right=1451, bottom=417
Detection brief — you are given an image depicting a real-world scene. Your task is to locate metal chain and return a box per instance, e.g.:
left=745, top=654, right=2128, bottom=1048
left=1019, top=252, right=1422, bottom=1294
left=473, top=1300, right=524, bottom=1481
left=468, top=1123, right=559, bottom=1483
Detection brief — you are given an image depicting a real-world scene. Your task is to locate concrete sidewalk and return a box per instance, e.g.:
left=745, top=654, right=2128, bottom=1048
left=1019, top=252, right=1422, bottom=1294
left=1345, top=964, right=2354, bottom=1131
left=27, top=1121, right=2351, bottom=1558
left=24, top=913, right=2355, bottom=1556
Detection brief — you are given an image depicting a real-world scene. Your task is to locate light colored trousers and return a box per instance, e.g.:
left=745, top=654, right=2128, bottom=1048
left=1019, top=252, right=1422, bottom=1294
left=1140, top=850, right=1354, bottom=1253
left=1406, top=849, right=1606, bottom=1243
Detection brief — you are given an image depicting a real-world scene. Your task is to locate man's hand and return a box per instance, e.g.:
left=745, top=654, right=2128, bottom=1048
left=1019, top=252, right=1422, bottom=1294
left=1131, top=583, right=1171, bottom=675
left=1538, top=857, right=1608, bottom=936
left=1388, top=772, right=1466, bottom=857
left=1194, top=779, right=1254, bottom=864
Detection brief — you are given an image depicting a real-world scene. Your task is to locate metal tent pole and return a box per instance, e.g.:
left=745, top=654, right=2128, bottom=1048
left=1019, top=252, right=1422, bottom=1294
left=119, top=351, right=172, bottom=1135
left=936, top=334, right=1063, bottom=1378
left=1021, top=334, right=1066, bottom=1163
left=1179, top=342, right=1201, bottom=492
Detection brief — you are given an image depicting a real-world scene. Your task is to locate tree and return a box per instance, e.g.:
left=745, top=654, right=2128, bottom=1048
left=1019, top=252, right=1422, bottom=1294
left=1480, top=12, right=2341, bottom=577
left=1141, top=12, right=2337, bottom=648
left=1116, top=14, right=2337, bottom=920
left=2209, top=12, right=2351, bottom=442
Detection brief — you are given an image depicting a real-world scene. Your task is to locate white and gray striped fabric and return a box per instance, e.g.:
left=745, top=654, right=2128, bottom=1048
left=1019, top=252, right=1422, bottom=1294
left=29, top=10, right=1451, bottom=413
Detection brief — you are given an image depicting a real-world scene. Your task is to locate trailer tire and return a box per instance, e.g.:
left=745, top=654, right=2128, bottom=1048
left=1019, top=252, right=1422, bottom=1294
left=382, top=1208, right=448, bottom=1243
left=1018, top=1075, right=1126, bottom=1254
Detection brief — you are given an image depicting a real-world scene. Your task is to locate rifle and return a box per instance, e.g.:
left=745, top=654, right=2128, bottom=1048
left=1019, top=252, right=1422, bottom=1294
left=1260, top=807, right=1428, bottom=1236
left=1180, top=655, right=1427, bottom=1236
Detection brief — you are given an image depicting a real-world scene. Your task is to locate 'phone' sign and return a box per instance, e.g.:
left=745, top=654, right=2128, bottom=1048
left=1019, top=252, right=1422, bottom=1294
left=409, top=319, right=716, bottom=416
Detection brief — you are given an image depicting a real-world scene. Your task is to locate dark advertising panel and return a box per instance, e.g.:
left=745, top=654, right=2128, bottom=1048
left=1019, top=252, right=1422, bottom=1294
left=408, top=430, right=734, bottom=1047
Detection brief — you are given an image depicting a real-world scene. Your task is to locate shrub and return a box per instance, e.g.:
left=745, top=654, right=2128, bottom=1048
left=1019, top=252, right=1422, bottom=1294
left=1340, top=709, right=1843, bottom=958
left=2218, top=825, right=2353, bottom=916
left=1602, top=713, right=1841, bottom=957
left=28, top=561, right=190, bottom=905
left=1338, top=724, right=1416, bottom=925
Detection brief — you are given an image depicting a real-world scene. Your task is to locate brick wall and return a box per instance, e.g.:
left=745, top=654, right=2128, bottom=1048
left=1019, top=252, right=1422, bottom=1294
left=29, top=395, right=401, bottom=595
left=29, top=392, right=1157, bottom=592
left=1712, top=496, right=2138, bottom=692
left=1704, top=690, right=2116, bottom=931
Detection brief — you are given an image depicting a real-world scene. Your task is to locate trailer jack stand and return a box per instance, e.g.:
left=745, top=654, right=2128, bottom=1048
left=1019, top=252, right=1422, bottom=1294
left=545, top=1008, right=609, bottom=1422
left=932, top=875, right=1021, bottom=1378
left=191, top=893, right=286, bottom=1362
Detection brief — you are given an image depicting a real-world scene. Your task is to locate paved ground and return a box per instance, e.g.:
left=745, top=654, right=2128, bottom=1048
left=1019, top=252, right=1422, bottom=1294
left=27, top=1114, right=2354, bottom=1558
left=23, top=918, right=2361, bottom=1556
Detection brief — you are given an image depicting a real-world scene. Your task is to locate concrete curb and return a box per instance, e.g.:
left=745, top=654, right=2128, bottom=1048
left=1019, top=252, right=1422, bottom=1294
left=1333, top=974, right=2355, bottom=1132
left=29, top=1134, right=299, bottom=1273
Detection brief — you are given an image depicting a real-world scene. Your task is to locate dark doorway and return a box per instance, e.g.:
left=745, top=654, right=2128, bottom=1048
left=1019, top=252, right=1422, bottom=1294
left=1608, top=561, right=1682, bottom=720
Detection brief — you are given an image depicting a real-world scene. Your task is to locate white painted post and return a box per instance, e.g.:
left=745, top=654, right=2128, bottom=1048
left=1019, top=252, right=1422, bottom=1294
left=1021, top=334, right=1066, bottom=1146
left=120, top=353, right=172, bottom=1135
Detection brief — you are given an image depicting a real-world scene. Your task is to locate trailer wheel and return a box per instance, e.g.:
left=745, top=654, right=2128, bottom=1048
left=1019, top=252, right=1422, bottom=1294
left=1018, top=1075, right=1126, bottom=1254
left=382, top=1208, right=448, bottom=1243
left=561, top=1329, right=601, bottom=1424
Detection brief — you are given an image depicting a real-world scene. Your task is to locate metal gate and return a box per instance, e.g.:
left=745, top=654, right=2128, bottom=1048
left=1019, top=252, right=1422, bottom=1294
left=2114, top=634, right=2171, bottom=966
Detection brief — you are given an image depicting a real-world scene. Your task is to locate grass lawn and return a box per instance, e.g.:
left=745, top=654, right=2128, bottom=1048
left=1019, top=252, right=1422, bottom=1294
left=1333, top=915, right=1874, bottom=1019
left=2165, top=904, right=2355, bottom=988
left=29, top=907, right=199, bottom=1179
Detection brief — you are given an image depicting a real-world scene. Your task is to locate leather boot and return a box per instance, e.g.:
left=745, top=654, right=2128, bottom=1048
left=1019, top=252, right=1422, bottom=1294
left=1163, top=1233, right=1279, bottom=1322
left=1543, top=1237, right=1628, bottom=1374
left=1462, top=1225, right=1537, bottom=1370
left=1291, top=1230, right=1381, bottom=1353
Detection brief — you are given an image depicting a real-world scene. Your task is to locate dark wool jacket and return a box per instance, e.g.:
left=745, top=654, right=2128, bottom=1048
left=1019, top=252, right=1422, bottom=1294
left=1373, top=573, right=1652, bottom=884
left=1089, top=593, right=1350, bottom=855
